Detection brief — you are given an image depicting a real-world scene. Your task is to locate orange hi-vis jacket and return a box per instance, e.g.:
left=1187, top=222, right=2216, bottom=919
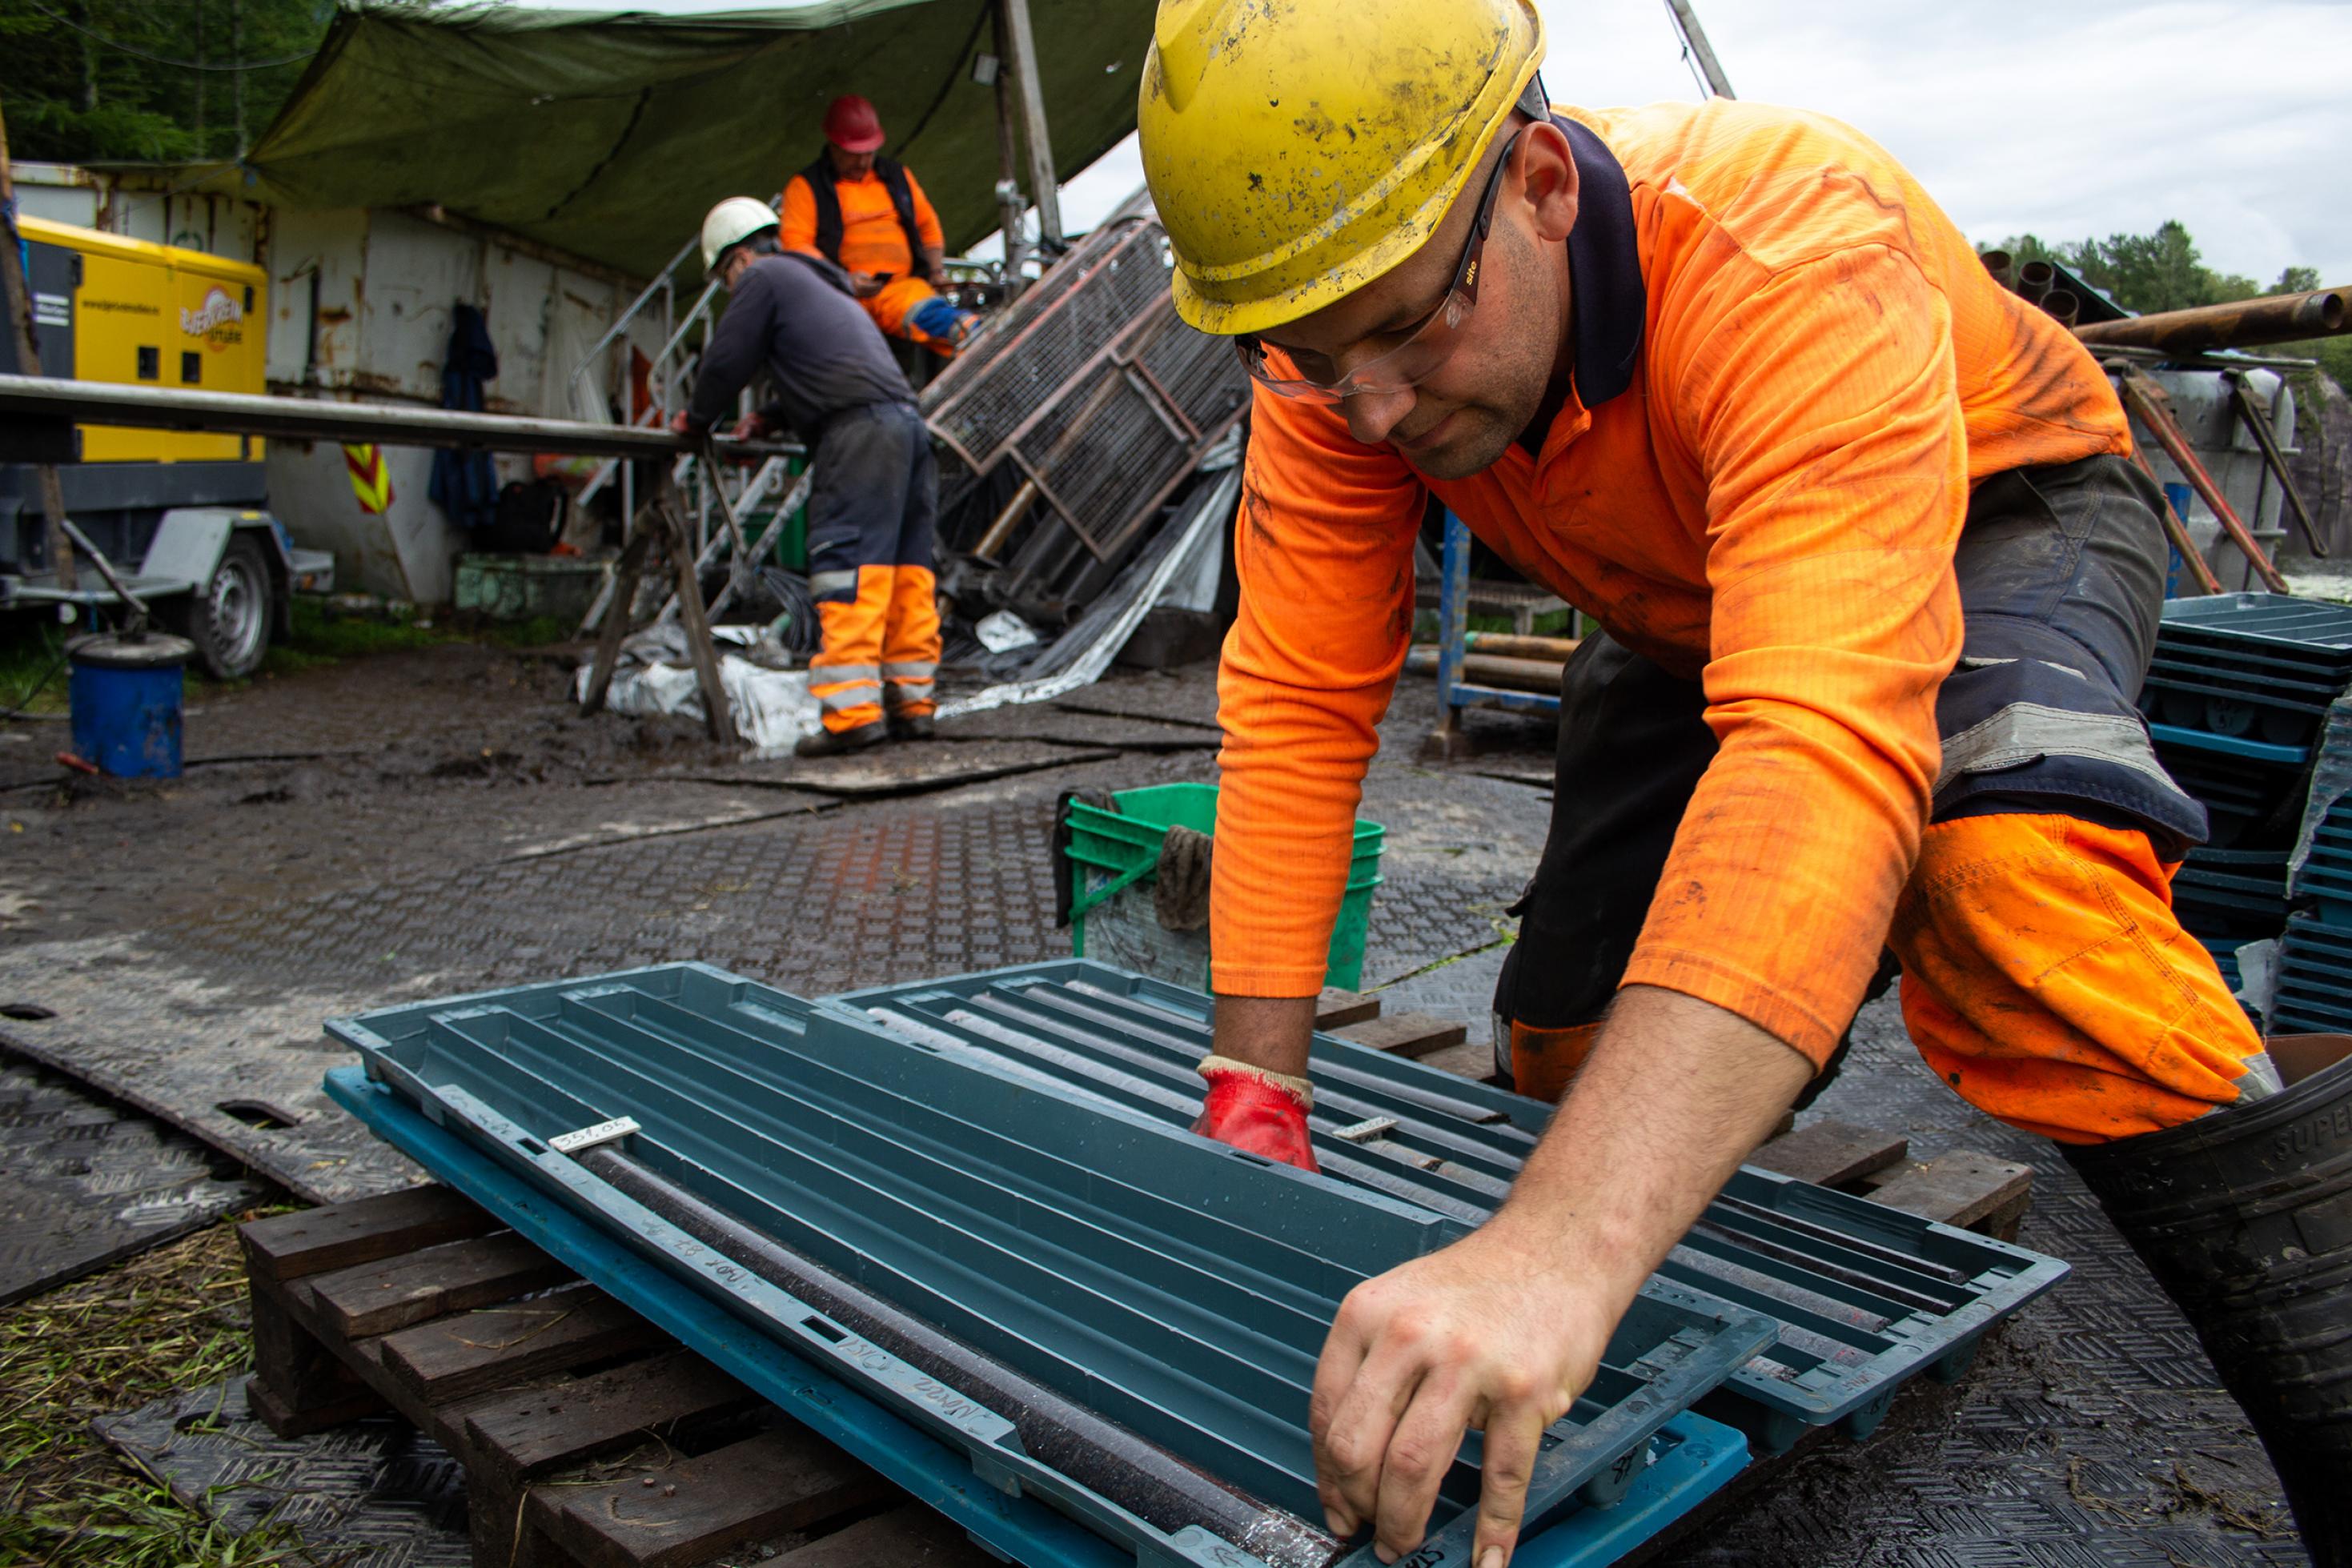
left=1215, top=99, right=2134, bottom=1066
left=780, top=165, right=946, bottom=283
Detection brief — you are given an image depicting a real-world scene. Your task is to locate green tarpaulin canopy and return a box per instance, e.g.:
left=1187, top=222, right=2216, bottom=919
left=235, top=0, right=1154, bottom=280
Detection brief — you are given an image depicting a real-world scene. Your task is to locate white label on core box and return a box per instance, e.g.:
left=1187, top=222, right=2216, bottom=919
left=550, top=1115, right=640, bottom=1154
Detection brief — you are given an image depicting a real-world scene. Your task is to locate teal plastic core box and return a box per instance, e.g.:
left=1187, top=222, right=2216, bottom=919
left=1062, top=781, right=1385, bottom=991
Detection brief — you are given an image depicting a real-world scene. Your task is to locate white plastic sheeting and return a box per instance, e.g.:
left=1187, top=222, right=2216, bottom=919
left=938, top=466, right=1238, bottom=720
left=572, top=625, right=821, bottom=756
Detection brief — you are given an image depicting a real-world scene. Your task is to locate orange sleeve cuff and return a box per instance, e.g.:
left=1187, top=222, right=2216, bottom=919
left=1620, top=944, right=1846, bottom=1069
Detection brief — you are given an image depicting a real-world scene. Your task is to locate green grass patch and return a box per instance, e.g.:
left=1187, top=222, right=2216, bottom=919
left=0, top=616, right=73, bottom=717
left=0, top=1211, right=321, bottom=1566
left=481, top=614, right=574, bottom=649
left=253, top=600, right=573, bottom=680
left=1464, top=608, right=1576, bottom=637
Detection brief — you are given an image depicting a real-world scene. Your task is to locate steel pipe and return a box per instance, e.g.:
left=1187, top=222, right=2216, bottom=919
left=1462, top=632, right=1581, bottom=661
left=572, top=1145, right=1341, bottom=1568
left=2042, top=290, right=2080, bottom=329
left=1978, top=249, right=2014, bottom=290
left=2017, top=259, right=2054, bottom=307
left=0, top=374, right=799, bottom=463
left=2075, top=286, right=2350, bottom=355
left=1406, top=646, right=1564, bottom=694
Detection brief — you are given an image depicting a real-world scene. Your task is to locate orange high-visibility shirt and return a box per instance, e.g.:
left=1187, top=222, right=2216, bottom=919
left=1214, top=99, right=2132, bottom=1065
left=779, top=165, right=947, bottom=281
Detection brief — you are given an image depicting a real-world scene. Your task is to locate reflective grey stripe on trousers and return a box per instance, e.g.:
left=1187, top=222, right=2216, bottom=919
left=1492, top=451, right=2209, bottom=1044
left=819, top=682, right=882, bottom=712
left=809, top=664, right=881, bottom=686
left=809, top=568, right=861, bottom=600
left=1929, top=455, right=2206, bottom=852
left=883, top=660, right=938, bottom=680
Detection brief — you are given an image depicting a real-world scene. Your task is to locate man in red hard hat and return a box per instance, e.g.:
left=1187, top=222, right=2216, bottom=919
left=780, top=95, right=979, bottom=357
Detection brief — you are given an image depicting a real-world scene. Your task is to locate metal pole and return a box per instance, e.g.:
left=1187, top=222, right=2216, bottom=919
left=1664, top=0, right=1736, bottom=98
left=0, top=375, right=801, bottom=463
left=997, top=0, right=1063, bottom=251
left=989, top=10, right=1030, bottom=291
left=58, top=517, right=151, bottom=632
left=2114, top=364, right=2291, bottom=593
left=2074, top=285, right=2350, bottom=355
left=0, top=103, right=78, bottom=591
left=2226, top=371, right=2328, bottom=558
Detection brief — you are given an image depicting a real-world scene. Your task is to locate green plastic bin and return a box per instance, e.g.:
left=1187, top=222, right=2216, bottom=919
left=1063, top=781, right=1384, bottom=990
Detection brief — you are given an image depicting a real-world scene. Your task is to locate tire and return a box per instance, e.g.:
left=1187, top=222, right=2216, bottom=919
left=179, top=533, right=274, bottom=680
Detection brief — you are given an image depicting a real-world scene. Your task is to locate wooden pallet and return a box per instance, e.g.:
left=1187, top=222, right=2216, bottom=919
left=1318, top=989, right=2035, bottom=1242
left=239, top=993, right=2032, bottom=1568
left=239, top=1189, right=986, bottom=1568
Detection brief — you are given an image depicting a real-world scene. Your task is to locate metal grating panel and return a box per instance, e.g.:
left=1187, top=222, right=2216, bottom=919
left=330, top=963, right=1778, bottom=1568
left=919, top=217, right=1249, bottom=618
left=833, top=960, right=2073, bottom=1453
left=925, top=220, right=1176, bottom=471
left=2158, top=592, right=2352, bottom=656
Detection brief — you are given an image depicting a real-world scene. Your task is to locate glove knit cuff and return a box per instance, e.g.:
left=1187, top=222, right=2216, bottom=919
left=1197, top=1053, right=1314, bottom=1113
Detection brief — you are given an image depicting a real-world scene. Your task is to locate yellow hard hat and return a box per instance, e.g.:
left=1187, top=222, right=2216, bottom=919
left=1138, top=0, right=1544, bottom=337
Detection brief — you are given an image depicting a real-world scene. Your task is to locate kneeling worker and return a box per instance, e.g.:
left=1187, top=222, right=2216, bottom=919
left=676, top=197, right=940, bottom=756
left=1138, top=0, right=2350, bottom=1562
left=781, top=95, right=978, bottom=355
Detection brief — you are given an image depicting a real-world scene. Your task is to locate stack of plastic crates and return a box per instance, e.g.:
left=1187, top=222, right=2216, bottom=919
left=2279, top=752, right=2352, bottom=1033
left=2140, top=594, right=2352, bottom=1029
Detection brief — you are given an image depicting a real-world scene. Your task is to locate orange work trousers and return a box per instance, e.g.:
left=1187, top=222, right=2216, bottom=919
left=803, top=403, right=940, bottom=734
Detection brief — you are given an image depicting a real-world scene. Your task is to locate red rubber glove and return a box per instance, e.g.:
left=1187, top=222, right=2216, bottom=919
left=1192, top=1055, right=1318, bottom=1172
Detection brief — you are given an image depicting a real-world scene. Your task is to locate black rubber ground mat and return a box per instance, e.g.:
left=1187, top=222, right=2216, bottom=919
left=92, top=1374, right=470, bottom=1567
left=0, top=1054, right=263, bottom=1305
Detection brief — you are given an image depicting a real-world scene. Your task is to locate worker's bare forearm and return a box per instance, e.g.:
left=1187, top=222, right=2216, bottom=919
left=1210, top=994, right=1316, bottom=1079
left=921, top=245, right=949, bottom=285
left=1489, top=985, right=1814, bottom=1308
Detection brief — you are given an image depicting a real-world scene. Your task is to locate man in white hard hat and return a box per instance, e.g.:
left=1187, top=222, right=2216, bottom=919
left=673, top=197, right=941, bottom=754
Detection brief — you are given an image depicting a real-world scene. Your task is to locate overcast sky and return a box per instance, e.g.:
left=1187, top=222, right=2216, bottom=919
left=1042, top=0, right=2351, bottom=288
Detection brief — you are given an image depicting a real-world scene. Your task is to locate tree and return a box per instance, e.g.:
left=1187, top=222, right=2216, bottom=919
left=1984, top=223, right=2346, bottom=395
left=1989, top=220, right=2263, bottom=315
left=0, top=1, right=331, bottom=165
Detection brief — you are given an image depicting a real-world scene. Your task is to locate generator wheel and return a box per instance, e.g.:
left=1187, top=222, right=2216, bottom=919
left=178, top=533, right=273, bottom=680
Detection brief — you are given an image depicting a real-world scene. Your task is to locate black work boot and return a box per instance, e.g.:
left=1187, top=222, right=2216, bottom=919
left=794, top=720, right=887, bottom=759
left=2061, top=1035, right=2352, bottom=1562
left=887, top=711, right=934, bottom=741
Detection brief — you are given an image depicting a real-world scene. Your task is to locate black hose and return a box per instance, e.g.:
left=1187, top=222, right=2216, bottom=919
left=756, top=567, right=820, bottom=656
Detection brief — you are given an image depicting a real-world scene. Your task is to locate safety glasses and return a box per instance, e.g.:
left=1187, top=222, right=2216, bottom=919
left=1234, top=126, right=1523, bottom=404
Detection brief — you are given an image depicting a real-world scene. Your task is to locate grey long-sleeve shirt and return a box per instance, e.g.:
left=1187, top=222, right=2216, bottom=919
left=684, top=251, right=914, bottom=442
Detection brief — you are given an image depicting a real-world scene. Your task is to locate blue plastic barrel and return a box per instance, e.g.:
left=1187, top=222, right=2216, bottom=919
left=67, top=632, right=195, bottom=779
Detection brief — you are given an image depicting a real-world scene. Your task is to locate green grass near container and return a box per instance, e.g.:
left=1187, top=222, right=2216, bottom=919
left=1064, top=782, right=1384, bottom=991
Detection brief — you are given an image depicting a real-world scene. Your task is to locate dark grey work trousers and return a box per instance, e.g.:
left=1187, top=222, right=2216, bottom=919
left=1492, top=455, right=2208, bottom=1049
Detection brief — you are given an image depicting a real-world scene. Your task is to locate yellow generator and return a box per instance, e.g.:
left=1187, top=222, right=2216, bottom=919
left=1, top=216, right=331, bottom=678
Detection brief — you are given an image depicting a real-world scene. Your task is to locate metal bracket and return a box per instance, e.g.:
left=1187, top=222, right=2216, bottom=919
left=1332, top=1117, right=1400, bottom=1144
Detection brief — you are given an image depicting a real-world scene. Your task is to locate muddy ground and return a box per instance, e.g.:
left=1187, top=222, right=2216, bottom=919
left=0, top=640, right=2312, bottom=1566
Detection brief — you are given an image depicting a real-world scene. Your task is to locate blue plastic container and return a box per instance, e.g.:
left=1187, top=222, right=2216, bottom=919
left=66, top=632, right=195, bottom=780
